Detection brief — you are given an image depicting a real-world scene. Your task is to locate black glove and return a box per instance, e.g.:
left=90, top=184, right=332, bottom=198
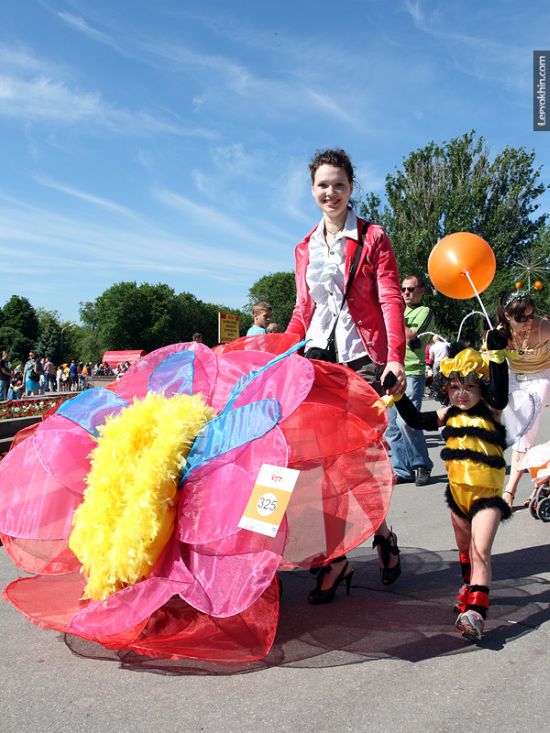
left=394, top=393, right=439, bottom=431
left=382, top=372, right=397, bottom=391
left=486, top=328, right=508, bottom=350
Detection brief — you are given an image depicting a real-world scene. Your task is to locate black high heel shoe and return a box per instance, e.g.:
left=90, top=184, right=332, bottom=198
left=372, top=530, right=401, bottom=586
left=307, top=560, right=354, bottom=605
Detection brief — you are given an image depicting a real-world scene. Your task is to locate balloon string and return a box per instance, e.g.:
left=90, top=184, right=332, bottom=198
left=463, top=271, right=493, bottom=330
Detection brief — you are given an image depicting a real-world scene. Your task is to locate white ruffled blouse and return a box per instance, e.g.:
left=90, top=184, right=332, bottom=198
left=304, top=210, right=367, bottom=363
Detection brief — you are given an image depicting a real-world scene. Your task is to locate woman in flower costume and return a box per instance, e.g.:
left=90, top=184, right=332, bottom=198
left=392, top=330, right=509, bottom=641
left=0, top=334, right=394, bottom=662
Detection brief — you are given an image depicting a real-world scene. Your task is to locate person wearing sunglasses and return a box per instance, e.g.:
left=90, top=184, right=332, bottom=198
left=385, top=275, right=435, bottom=486
left=494, top=289, right=550, bottom=506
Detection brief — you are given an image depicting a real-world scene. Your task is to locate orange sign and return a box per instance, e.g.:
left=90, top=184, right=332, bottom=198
left=218, top=311, right=240, bottom=343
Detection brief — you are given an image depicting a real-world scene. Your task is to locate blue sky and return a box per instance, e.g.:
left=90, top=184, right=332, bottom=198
left=1, top=0, right=549, bottom=323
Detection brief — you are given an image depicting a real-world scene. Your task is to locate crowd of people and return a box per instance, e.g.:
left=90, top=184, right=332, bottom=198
left=0, top=355, right=132, bottom=401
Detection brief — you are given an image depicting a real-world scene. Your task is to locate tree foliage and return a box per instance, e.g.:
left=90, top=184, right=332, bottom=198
left=174, top=292, right=218, bottom=344
left=69, top=324, right=100, bottom=365
left=2, top=295, right=40, bottom=343
left=79, top=282, right=178, bottom=354
left=247, top=272, right=296, bottom=330
left=34, top=308, right=63, bottom=362
left=79, top=282, right=248, bottom=357
left=361, top=131, right=548, bottom=342
left=0, top=326, right=34, bottom=365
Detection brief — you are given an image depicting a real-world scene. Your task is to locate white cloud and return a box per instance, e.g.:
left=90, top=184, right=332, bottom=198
left=0, top=191, right=289, bottom=285
left=305, top=89, right=357, bottom=126
left=401, top=0, right=529, bottom=91
left=212, top=143, right=257, bottom=173
left=0, top=44, right=61, bottom=75
left=138, top=37, right=360, bottom=126
left=0, top=45, right=216, bottom=138
left=153, top=187, right=285, bottom=254
left=140, top=39, right=251, bottom=91
left=135, top=149, right=155, bottom=171
left=57, top=11, right=114, bottom=46
left=153, top=186, right=298, bottom=252
left=34, top=177, right=143, bottom=220
left=35, top=10, right=366, bottom=128
left=277, top=164, right=312, bottom=225
left=403, top=0, right=424, bottom=25
left=0, top=74, right=104, bottom=122
left=191, top=169, right=212, bottom=196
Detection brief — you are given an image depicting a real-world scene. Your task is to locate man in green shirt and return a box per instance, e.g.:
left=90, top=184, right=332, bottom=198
left=385, top=274, right=434, bottom=485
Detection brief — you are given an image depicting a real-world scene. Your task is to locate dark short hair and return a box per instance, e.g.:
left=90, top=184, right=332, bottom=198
left=309, top=148, right=354, bottom=184
left=495, top=289, right=536, bottom=340
left=403, top=274, right=426, bottom=289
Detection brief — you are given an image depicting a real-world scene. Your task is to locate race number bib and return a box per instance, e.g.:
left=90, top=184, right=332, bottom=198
left=238, top=464, right=300, bottom=537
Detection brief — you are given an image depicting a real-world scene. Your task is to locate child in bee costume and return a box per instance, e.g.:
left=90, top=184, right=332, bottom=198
left=392, top=330, right=510, bottom=641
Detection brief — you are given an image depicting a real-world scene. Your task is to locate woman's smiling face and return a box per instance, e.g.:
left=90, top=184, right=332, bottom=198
left=311, top=164, right=352, bottom=220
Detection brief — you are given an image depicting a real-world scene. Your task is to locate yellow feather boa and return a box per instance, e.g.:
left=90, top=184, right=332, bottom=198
left=69, top=391, right=215, bottom=600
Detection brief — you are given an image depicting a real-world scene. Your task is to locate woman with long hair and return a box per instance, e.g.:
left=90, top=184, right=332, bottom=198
left=494, top=290, right=550, bottom=506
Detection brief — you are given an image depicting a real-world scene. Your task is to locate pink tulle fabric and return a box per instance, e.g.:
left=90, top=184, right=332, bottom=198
left=0, top=335, right=393, bottom=661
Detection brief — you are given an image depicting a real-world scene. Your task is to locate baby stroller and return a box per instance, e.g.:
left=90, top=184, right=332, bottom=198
left=519, top=439, right=550, bottom=522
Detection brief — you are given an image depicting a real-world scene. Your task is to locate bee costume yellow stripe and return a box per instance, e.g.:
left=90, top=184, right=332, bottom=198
left=441, top=403, right=507, bottom=518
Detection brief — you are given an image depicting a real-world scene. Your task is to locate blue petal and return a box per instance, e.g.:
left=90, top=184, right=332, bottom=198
left=148, top=350, right=195, bottom=396
left=221, top=339, right=307, bottom=414
left=181, top=398, right=280, bottom=481
left=57, top=388, right=129, bottom=437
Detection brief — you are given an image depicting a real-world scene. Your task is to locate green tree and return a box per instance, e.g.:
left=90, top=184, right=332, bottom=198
left=70, top=324, right=100, bottom=364
left=247, top=272, right=296, bottom=330
left=0, top=326, right=33, bottom=365
left=138, top=283, right=180, bottom=350
left=35, top=308, right=63, bottom=362
left=80, top=282, right=180, bottom=353
left=361, top=131, right=548, bottom=342
left=80, top=282, right=250, bottom=354
left=174, top=292, right=214, bottom=344
left=2, top=295, right=40, bottom=342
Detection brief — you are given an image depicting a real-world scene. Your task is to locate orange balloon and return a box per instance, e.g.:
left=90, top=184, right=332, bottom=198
left=534, top=280, right=543, bottom=290
left=428, top=232, right=496, bottom=300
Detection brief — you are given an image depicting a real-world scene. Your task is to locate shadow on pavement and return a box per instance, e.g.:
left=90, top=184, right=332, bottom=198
left=62, top=543, right=550, bottom=676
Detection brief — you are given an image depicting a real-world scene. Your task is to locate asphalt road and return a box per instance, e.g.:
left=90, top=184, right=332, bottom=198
left=2, top=399, right=549, bottom=733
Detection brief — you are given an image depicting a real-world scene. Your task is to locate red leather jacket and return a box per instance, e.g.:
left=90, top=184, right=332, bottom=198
left=286, top=218, right=406, bottom=365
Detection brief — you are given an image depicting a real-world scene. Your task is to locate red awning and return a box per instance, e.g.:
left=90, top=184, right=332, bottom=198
left=102, top=350, right=146, bottom=366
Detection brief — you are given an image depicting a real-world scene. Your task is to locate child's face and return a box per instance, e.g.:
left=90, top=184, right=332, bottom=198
left=447, top=378, right=481, bottom=410
left=254, top=309, right=271, bottom=328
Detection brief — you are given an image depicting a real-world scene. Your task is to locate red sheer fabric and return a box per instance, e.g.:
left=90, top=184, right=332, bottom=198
left=8, top=422, right=39, bottom=450
left=4, top=573, right=279, bottom=662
